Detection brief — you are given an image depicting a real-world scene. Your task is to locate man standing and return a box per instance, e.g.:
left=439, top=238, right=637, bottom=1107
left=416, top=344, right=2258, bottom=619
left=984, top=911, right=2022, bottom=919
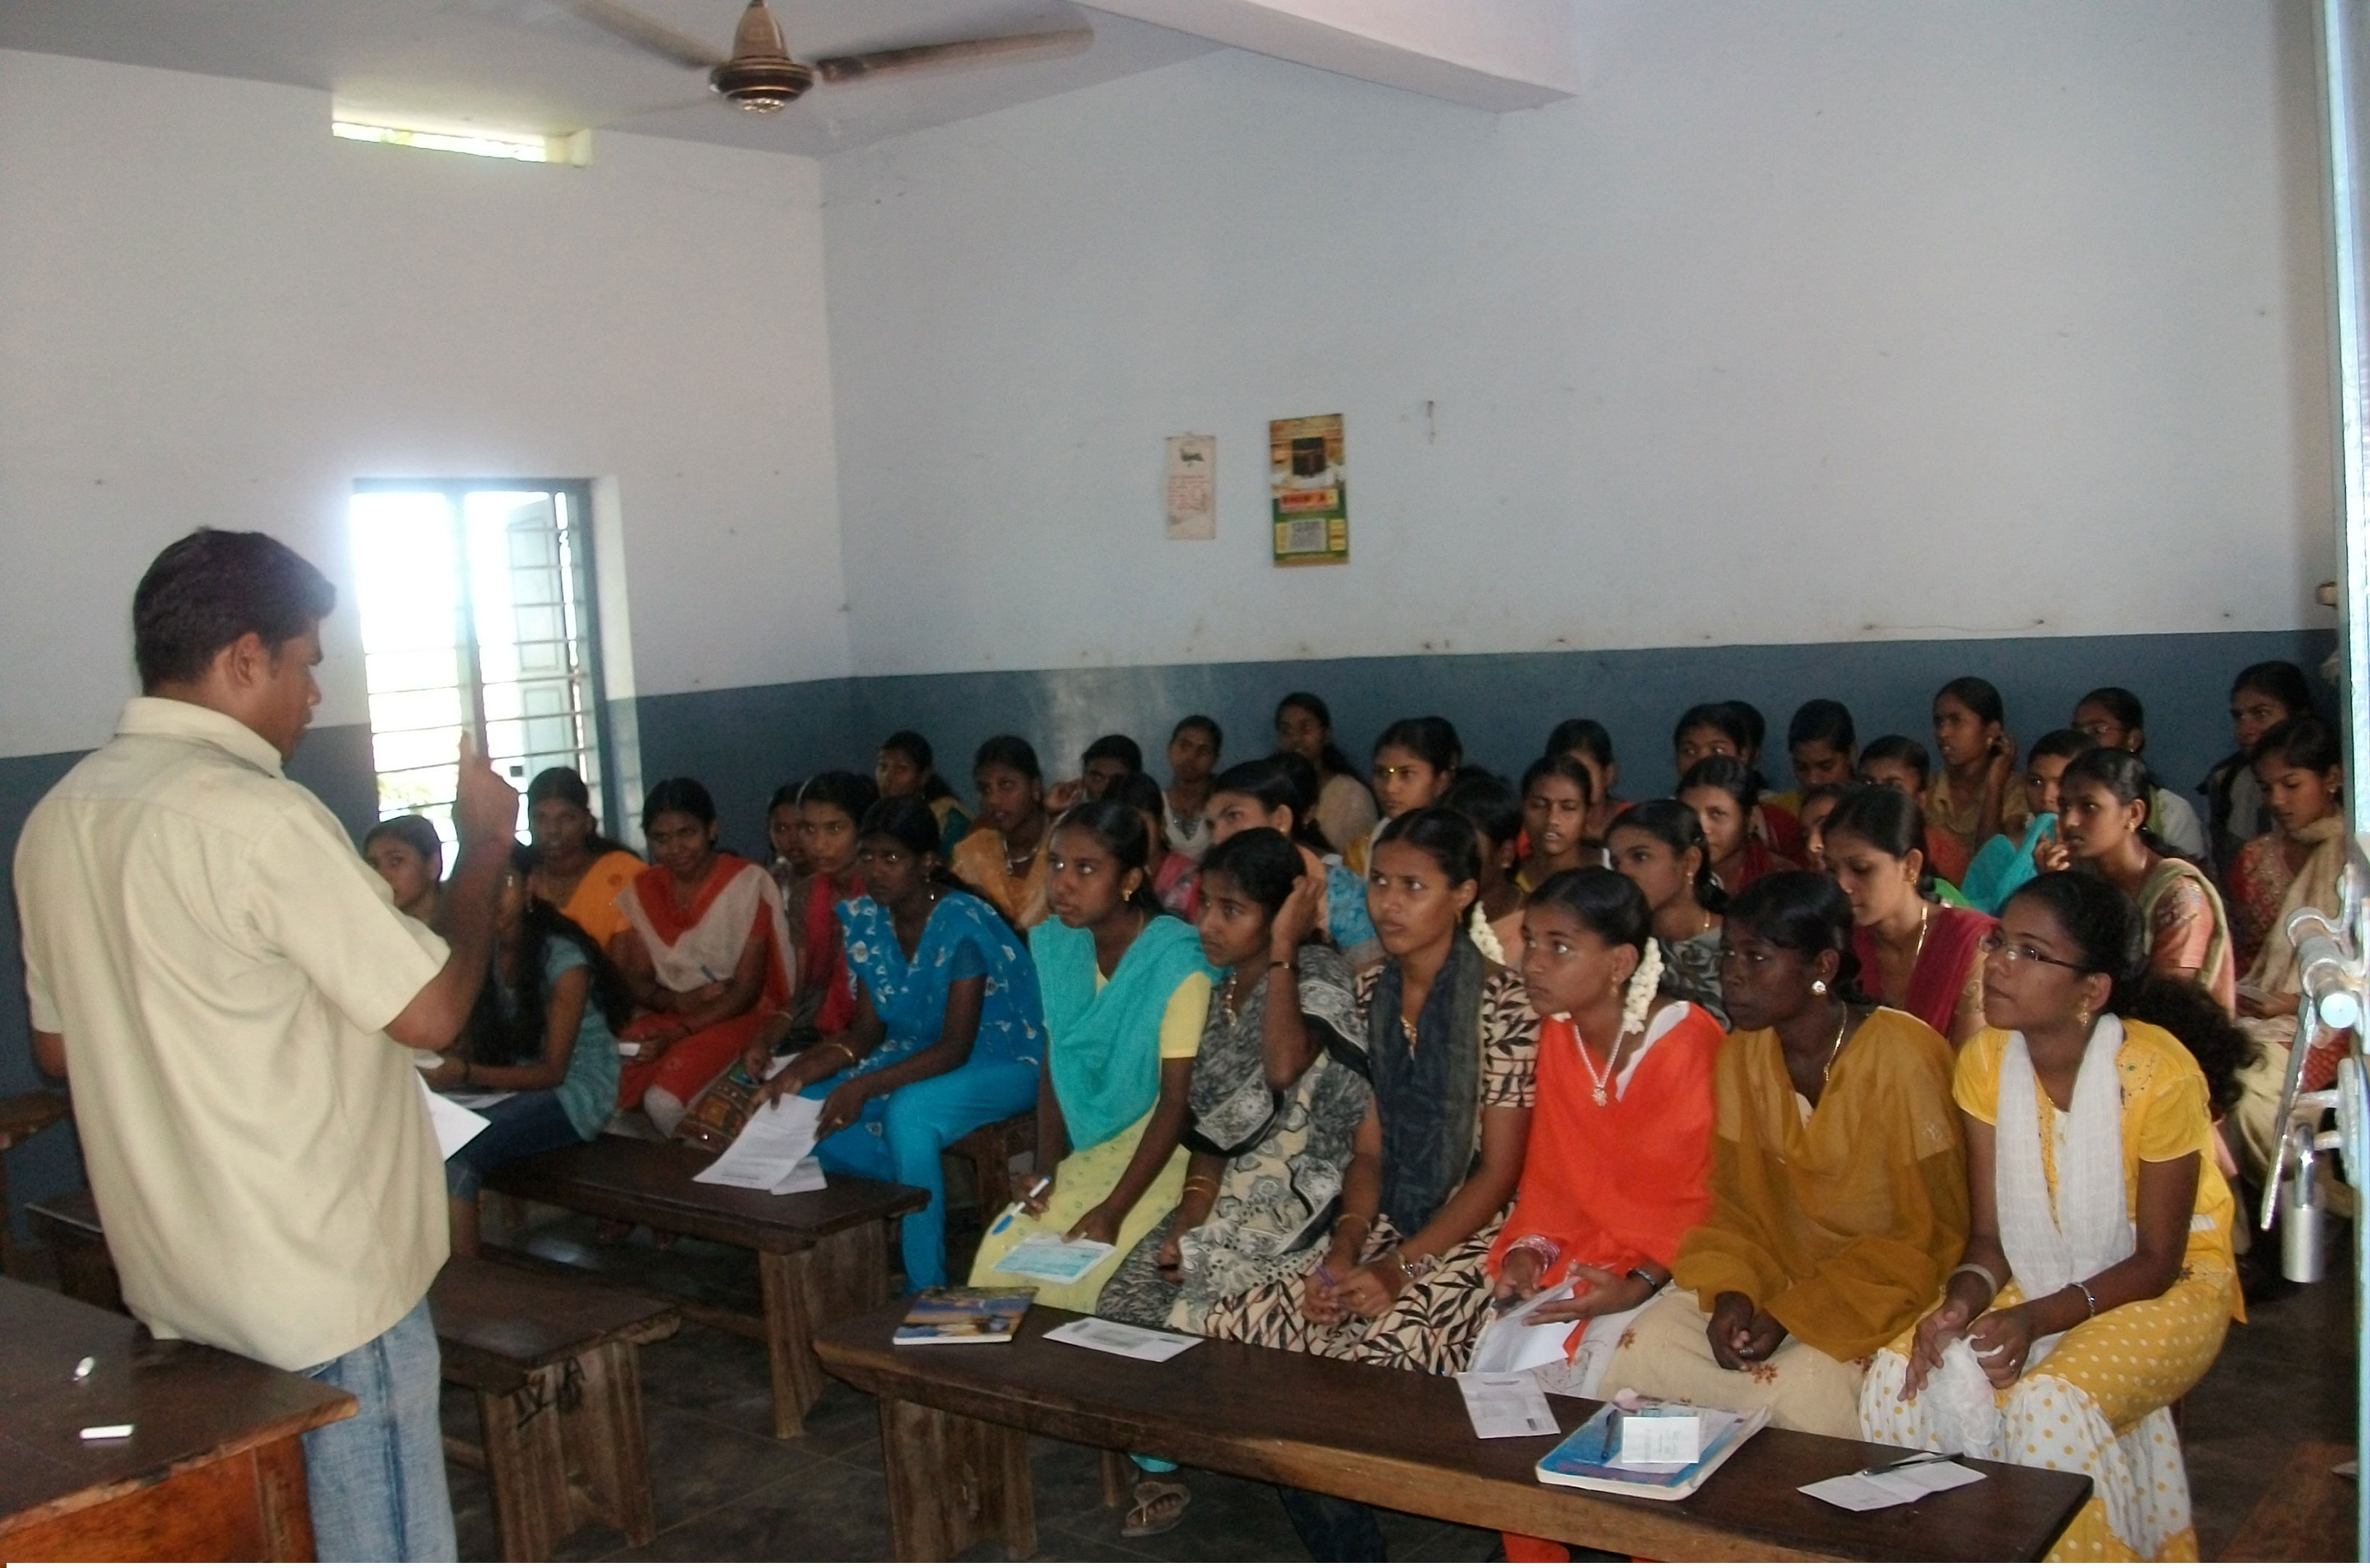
left=16, top=528, right=518, bottom=1561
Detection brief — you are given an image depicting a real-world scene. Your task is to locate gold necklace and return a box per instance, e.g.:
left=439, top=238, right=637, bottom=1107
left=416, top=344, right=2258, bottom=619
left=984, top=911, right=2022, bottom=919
left=1820, top=1003, right=1852, bottom=1088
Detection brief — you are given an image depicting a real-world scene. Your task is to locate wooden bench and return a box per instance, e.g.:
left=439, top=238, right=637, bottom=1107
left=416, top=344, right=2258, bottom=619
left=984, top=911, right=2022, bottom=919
left=26, top=1188, right=123, bottom=1314
left=483, top=1134, right=927, bottom=1437
left=0, top=1091, right=72, bottom=1278
left=815, top=1300, right=2094, bottom=1562
left=431, top=1256, right=679, bottom=1563
left=942, top=1111, right=1035, bottom=1219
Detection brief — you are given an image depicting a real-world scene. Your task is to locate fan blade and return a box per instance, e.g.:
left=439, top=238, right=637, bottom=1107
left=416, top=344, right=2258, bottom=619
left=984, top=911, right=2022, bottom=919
left=813, top=26, right=1093, bottom=86
left=561, top=0, right=726, bottom=71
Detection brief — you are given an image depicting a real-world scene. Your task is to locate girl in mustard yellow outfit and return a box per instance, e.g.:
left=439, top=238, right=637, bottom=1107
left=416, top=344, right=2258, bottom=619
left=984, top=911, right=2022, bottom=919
left=1863, top=873, right=2252, bottom=1562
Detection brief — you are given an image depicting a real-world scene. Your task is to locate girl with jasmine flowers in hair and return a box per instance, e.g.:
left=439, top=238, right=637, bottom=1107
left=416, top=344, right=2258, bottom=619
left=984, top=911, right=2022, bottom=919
left=1862, top=872, right=2247, bottom=1561
left=1480, top=867, right=1726, bottom=1559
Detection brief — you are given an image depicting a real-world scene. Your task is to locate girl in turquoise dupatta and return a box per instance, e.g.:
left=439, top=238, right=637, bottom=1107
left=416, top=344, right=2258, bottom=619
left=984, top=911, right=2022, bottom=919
left=970, top=800, right=1216, bottom=1312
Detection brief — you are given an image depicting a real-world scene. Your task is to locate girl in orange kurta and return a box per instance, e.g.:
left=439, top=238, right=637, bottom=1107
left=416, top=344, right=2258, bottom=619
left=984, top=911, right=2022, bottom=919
left=1486, top=867, right=1724, bottom=1565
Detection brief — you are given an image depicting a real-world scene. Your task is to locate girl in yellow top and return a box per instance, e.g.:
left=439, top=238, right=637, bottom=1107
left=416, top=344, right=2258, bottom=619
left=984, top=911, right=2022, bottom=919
left=1865, top=872, right=2250, bottom=1563
left=969, top=800, right=1215, bottom=1311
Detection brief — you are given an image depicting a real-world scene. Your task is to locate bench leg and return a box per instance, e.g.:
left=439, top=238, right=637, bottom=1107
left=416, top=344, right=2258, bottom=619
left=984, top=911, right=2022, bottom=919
left=559, top=1340, right=657, bottom=1547
left=476, top=1372, right=570, bottom=1563
left=757, top=1220, right=890, bottom=1440
left=878, top=1395, right=1035, bottom=1561
left=1099, top=1449, right=1136, bottom=1508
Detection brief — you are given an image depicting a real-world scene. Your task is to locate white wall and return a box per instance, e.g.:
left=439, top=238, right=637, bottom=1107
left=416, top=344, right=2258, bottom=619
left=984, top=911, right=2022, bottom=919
left=0, top=48, right=847, bottom=759
left=823, top=0, right=2332, bottom=679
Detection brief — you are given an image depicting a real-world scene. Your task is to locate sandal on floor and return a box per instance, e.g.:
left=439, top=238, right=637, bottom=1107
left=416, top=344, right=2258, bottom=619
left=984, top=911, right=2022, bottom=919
left=1121, top=1478, right=1191, bottom=1538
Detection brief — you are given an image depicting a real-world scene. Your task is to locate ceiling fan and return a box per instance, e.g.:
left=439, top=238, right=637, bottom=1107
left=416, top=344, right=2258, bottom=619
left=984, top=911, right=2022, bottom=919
left=566, top=0, right=1095, bottom=114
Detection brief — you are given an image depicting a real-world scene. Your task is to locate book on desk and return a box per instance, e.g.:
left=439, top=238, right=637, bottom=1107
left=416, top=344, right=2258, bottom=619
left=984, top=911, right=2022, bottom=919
left=1534, top=1401, right=1771, bottom=1500
left=894, top=1287, right=1038, bottom=1344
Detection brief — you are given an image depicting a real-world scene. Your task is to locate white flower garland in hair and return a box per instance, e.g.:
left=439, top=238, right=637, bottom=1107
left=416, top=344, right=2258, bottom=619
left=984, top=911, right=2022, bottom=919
left=1621, top=939, right=1664, bottom=1038
left=1467, top=902, right=1506, bottom=965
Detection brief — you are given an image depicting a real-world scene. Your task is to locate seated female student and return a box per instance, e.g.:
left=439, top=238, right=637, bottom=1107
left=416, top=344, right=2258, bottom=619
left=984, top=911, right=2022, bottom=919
left=1518, top=754, right=1600, bottom=894
left=524, top=767, right=644, bottom=952
left=875, top=730, right=972, bottom=860
left=1202, top=754, right=1382, bottom=969
left=1200, top=809, right=1537, bottom=1376
left=1927, top=677, right=2032, bottom=884
left=612, top=777, right=795, bottom=1137
left=949, top=735, right=1054, bottom=930
left=1107, top=771, right=1199, bottom=916
left=970, top=801, right=1217, bottom=1308
left=1780, top=699, right=1858, bottom=819
left=1823, top=785, right=1994, bottom=1046
left=1348, top=716, right=1462, bottom=873
left=1679, top=755, right=1797, bottom=895
left=2054, top=748, right=2237, bottom=1013
left=2072, top=687, right=2211, bottom=863
left=1445, top=771, right=1528, bottom=965
left=1544, top=718, right=1628, bottom=852
left=1796, top=783, right=1849, bottom=874
left=1607, top=799, right=1730, bottom=1026
left=1486, top=867, right=1724, bottom=1566
left=1604, top=873, right=1968, bottom=1437
left=750, top=798, right=1048, bottom=1289
left=1098, top=828, right=1367, bottom=1334
left=1164, top=715, right=1222, bottom=864
left=2223, top=714, right=2345, bottom=978
left=2226, top=716, right=2346, bottom=1185
left=1859, top=734, right=1974, bottom=886
left=1677, top=701, right=1804, bottom=860
left=1960, top=730, right=2086, bottom=916
left=1275, top=692, right=1380, bottom=857
left=764, top=780, right=810, bottom=899
left=363, top=814, right=444, bottom=926
left=1046, top=734, right=1144, bottom=811
left=783, top=772, right=876, bottom=1036
left=1865, top=873, right=2248, bottom=1562
left=2201, top=661, right=2317, bottom=874
left=425, top=845, right=628, bottom=1258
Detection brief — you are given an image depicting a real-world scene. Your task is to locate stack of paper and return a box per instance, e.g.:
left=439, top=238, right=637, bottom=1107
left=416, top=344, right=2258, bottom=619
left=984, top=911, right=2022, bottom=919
left=1467, top=1283, right=1578, bottom=1375
left=1455, top=1371, right=1560, bottom=1439
left=693, top=1096, right=827, bottom=1195
left=1043, top=1318, right=1201, bottom=1362
left=1799, top=1456, right=1986, bottom=1511
left=993, top=1233, right=1116, bottom=1284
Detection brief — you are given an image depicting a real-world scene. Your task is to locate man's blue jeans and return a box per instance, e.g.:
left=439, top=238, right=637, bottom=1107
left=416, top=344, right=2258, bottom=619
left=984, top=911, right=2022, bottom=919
left=298, top=1296, right=456, bottom=1562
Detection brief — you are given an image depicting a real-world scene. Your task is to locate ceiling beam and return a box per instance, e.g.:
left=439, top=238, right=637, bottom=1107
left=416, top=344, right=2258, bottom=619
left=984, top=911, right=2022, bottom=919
left=1075, top=0, right=1582, bottom=110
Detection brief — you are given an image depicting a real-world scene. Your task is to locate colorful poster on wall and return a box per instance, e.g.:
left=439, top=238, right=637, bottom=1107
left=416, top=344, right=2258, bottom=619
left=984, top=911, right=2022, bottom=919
left=1165, top=434, right=1216, bottom=540
left=1270, top=414, right=1348, bottom=566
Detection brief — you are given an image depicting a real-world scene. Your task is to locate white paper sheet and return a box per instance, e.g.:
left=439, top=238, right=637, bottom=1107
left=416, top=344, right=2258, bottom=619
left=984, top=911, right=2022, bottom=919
left=419, top=1078, right=490, bottom=1159
left=1800, top=1458, right=1986, bottom=1511
left=993, top=1233, right=1116, bottom=1284
left=1043, top=1317, right=1202, bottom=1363
left=1467, top=1283, right=1579, bottom=1375
left=692, top=1096, right=825, bottom=1194
left=1456, top=1371, right=1560, bottom=1440
left=441, top=1090, right=516, bottom=1110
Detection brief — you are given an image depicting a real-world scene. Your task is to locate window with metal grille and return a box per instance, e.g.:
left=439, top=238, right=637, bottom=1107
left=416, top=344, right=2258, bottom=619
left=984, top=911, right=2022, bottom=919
left=349, top=479, right=615, bottom=852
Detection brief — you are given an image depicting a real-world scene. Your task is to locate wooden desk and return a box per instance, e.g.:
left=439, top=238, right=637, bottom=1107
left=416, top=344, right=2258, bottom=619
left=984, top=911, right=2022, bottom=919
left=0, top=1277, right=355, bottom=1561
left=484, top=1135, right=927, bottom=1437
left=815, top=1301, right=2093, bottom=1563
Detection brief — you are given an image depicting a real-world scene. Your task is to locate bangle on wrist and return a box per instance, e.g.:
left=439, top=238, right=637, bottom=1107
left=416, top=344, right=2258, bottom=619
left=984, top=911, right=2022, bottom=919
left=1626, top=1266, right=1664, bottom=1293
left=2073, top=1280, right=2099, bottom=1320
left=1949, top=1261, right=2002, bottom=1301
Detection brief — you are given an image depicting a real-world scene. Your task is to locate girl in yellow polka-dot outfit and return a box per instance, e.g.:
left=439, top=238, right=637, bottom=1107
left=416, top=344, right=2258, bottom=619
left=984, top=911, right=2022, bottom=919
left=1860, top=874, right=2250, bottom=1562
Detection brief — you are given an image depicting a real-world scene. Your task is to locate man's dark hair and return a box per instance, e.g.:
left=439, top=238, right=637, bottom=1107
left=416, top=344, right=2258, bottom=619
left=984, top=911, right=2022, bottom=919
left=133, top=529, right=335, bottom=690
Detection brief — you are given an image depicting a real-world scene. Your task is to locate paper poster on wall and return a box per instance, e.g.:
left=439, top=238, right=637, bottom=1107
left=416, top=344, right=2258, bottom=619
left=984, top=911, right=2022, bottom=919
left=1165, top=434, right=1216, bottom=540
left=1270, top=414, right=1347, bottom=566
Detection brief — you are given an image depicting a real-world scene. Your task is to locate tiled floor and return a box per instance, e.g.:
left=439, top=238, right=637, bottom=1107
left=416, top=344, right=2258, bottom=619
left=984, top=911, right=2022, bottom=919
left=446, top=1214, right=2358, bottom=1563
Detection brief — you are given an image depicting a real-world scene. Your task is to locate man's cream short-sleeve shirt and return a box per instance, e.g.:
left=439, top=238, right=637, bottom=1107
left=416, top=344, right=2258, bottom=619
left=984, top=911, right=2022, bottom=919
left=16, top=698, right=449, bottom=1370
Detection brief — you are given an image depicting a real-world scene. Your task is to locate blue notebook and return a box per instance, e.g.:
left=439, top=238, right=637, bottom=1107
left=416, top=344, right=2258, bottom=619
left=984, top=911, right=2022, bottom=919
left=1534, top=1401, right=1771, bottom=1499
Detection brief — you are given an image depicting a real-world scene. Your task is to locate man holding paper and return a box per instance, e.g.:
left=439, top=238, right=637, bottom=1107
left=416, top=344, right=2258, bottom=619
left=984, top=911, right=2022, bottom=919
left=15, top=529, right=517, bottom=1563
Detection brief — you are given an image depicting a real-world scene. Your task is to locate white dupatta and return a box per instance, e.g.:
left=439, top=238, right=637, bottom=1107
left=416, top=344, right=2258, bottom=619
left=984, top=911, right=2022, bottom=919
left=619, top=861, right=792, bottom=995
left=1994, top=1016, right=2134, bottom=1367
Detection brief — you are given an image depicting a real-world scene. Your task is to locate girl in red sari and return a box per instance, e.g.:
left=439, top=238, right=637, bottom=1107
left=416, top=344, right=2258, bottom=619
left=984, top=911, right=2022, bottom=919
left=1489, top=866, right=1723, bottom=1562
left=1824, top=785, right=1993, bottom=1046
left=614, top=778, right=795, bottom=1135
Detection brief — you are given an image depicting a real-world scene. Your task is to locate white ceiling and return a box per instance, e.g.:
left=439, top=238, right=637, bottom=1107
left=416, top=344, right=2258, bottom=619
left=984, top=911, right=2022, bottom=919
left=0, top=0, right=1222, bottom=156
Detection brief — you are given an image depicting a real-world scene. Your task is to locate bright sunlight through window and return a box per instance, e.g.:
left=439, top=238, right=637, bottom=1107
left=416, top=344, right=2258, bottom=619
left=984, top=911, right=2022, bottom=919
left=333, top=121, right=553, bottom=162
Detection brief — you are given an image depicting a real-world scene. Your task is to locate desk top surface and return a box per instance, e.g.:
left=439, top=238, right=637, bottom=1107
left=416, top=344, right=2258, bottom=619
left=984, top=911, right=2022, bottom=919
left=485, top=1135, right=927, bottom=1245
left=0, top=1278, right=355, bottom=1530
left=817, top=1299, right=2093, bottom=1563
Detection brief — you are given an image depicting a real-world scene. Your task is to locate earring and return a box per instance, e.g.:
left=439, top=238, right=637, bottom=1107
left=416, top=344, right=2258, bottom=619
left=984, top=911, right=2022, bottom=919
left=2076, top=1007, right=2093, bottom=1030
left=1812, top=979, right=1828, bottom=996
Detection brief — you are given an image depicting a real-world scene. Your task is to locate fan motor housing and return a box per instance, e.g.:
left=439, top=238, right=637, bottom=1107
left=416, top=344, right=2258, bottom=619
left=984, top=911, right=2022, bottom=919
left=710, top=57, right=814, bottom=111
